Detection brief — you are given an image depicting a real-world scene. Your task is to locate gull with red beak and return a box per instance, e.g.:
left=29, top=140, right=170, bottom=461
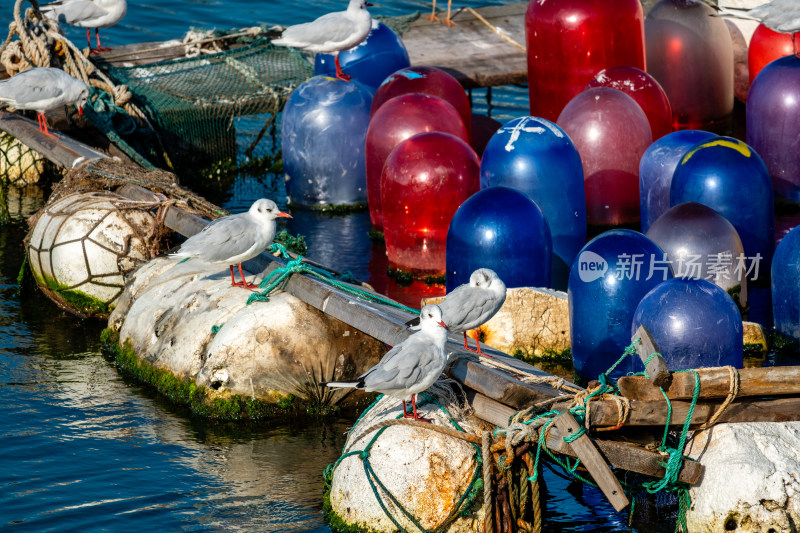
left=0, top=67, right=89, bottom=138
left=323, top=304, right=449, bottom=423
left=171, top=199, right=292, bottom=289
left=272, top=0, right=372, bottom=82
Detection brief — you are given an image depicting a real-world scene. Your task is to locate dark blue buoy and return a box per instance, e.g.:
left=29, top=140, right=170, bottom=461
left=281, top=76, right=373, bottom=207
left=314, top=22, right=410, bottom=88
left=639, top=129, right=716, bottom=233
left=772, top=225, right=800, bottom=342
left=670, top=137, right=775, bottom=270
left=569, top=229, right=672, bottom=381
left=632, top=278, right=743, bottom=371
left=480, top=116, right=586, bottom=290
left=446, top=186, right=552, bottom=291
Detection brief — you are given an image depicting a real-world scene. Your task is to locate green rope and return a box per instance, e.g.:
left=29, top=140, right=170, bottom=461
left=499, top=340, right=700, bottom=532
left=84, top=88, right=156, bottom=169
left=246, top=245, right=419, bottom=314
left=561, top=425, right=585, bottom=444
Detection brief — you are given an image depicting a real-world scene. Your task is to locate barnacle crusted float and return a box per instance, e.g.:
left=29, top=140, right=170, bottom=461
left=106, top=254, right=386, bottom=417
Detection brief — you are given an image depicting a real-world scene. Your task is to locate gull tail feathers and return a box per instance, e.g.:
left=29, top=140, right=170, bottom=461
left=321, top=379, right=364, bottom=389
left=712, top=6, right=759, bottom=22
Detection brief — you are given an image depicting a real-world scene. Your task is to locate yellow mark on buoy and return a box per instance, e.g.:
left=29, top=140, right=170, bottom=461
left=681, top=139, right=751, bottom=165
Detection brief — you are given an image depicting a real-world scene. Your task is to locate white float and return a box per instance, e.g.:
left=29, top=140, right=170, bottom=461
left=328, top=388, right=485, bottom=532
left=109, top=255, right=386, bottom=408
left=685, top=422, right=800, bottom=532
left=26, top=191, right=158, bottom=317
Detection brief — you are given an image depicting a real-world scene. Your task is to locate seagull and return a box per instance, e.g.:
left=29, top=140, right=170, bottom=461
left=40, top=0, right=127, bottom=54
left=0, top=67, right=89, bottom=137
left=407, top=268, right=506, bottom=356
left=271, top=0, right=372, bottom=81
left=171, top=198, right=292, bottom=289
left=428, top=0, right=456, bottom=26
left=713, top=0, right=800, bottom=52
left=324, top=304, right=449, bottom=422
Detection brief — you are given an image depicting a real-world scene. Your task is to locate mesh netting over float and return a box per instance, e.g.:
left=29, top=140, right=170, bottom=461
left=104, top=39, right=313, bottom=167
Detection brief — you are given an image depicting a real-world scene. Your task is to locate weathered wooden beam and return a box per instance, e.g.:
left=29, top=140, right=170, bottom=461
left=618, top=365, right=800, bottom=401
left=448, top=355, right=568, bottom=408
left=631, top=324, right=671, bottom=388
left=402, top=2, right=528, bottom=88
left=569, top=396, right=800, bottom=428
left=466, top=391, right=703, bottom=484
left=553, top=411, right=630, bottom=511
left=0, top=110, right=108, bottom=168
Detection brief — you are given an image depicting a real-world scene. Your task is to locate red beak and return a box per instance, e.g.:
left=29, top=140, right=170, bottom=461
left=277, top=211, right=292, bottom=218
left=78, top=105, right=83, bottom=116
left=438, top=321, right=447, bottom=328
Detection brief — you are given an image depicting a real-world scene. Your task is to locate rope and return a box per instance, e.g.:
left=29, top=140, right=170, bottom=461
left=465, top=6, right=526, bottom=51
left=699, top=365, right=739, bottom=429
left=246, top=245, right=420, bottom=315
left=482, top=430, right=494, bottom=533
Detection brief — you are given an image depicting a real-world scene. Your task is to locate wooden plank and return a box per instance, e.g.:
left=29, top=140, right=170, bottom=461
left=403, top=2, right=528, bottom=88
left=449, top=356, right=567, bottom=408
left=572, top=396, right=800, bottom=428
left=466, top=392, right=702, bottom=484
left=631, top=325, right=671, bottom=388
left=553, top=411, right=630, bottom=511
left=0, top=110, right=108, bottom=168
left=618, top=366, right=800, bottom=402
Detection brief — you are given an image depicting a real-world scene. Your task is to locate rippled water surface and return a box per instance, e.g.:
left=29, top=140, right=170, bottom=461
left=0, top=1, right=664, bottom=531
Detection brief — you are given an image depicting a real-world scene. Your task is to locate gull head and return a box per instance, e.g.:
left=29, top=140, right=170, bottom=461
left=250, top=198, right=292, bottom=221
left=419, top=303, right=447, bottom=330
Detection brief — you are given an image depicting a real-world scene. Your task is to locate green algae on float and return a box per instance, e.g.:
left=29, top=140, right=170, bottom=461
left=100, top=329, right=364, bottom=420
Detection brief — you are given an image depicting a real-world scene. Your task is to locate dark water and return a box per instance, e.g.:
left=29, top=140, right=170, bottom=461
left=0, top=1, right=656, bottom=531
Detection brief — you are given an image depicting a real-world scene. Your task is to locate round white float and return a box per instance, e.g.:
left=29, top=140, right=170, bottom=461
left=26, top=191, right=158, bottom=317
left=328, top=389, right=485, bottom=532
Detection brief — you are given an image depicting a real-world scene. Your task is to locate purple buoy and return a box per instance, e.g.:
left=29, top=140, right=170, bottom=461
left=639, top=129, right=717, bottom=233
left=746, top=54, right=800, bottom=203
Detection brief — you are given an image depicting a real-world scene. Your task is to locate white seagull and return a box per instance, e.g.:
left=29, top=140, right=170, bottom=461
left=40, top=0, right=128, bottom=54
left=171, top=199, right=292, bottom=289
left=0, top=67, right=89, bottom=137
left=324, top=304, right=449, bottom=422
left=272, top=0, right=372, bottom=81
left=409, top=268, right=507, bottom=356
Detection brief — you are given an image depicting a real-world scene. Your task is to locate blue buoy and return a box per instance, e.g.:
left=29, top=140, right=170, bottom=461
left=632, top=278, right=743, bottom=371
left=639, top=129, right=717, bottom=233
left=281, top=76, right=373, bottom=208
left=446, top=186, right=552, bottom=291
left=670, top=137, right=775, bottom=270
left=772, top=225, right=800, bottom=342
left=480, top=117, right=586, bottom=290
left=314, top=22, right=410, bottom=88
left=569, top=229, right=672, bottom=381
